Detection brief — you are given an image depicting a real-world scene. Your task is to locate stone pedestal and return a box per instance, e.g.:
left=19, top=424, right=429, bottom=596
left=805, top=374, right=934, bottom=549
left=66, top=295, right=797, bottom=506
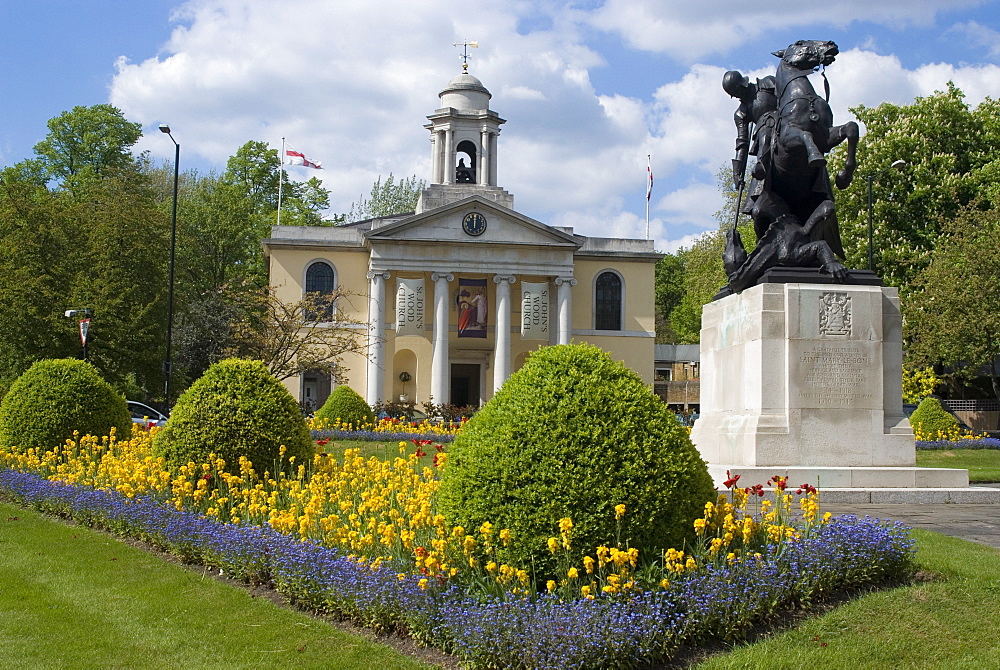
left=690, top=282, right=991, bottom=502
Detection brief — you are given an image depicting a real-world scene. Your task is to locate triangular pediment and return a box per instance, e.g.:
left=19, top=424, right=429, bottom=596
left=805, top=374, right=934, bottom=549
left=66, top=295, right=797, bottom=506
left=363, top=195, right=581, bottom=249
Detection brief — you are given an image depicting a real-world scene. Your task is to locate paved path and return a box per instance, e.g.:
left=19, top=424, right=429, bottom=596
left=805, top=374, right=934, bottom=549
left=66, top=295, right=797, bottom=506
left=822, top=500, right=1000, bottom=551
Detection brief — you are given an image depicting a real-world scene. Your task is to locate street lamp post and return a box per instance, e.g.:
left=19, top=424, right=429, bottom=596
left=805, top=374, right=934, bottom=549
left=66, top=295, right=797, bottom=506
left=866, top=159, right=907, bottom=272
left=159, top=124, right=180, bottom=404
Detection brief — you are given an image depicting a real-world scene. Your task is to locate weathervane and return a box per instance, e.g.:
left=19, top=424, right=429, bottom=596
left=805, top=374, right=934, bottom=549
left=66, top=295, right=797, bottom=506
left=452, top=40, right=479, bottom=72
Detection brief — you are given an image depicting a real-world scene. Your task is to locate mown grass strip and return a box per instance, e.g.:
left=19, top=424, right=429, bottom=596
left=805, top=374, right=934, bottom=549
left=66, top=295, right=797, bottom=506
left=916, top=448, right=1000, bottom=482
left=0, top=501, right=432, bottom=669
left=694, top=528, right=1000, bottom=668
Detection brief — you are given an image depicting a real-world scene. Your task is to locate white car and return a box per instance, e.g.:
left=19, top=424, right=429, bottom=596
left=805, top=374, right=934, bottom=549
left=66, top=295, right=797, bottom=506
left=128, top=401, right=169, bottom=428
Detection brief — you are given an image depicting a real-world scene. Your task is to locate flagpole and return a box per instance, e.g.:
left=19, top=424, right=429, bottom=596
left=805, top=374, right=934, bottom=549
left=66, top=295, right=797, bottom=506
left=645, top=154, right=651, bottom=240
left=277, top=137, right=285, bottom=226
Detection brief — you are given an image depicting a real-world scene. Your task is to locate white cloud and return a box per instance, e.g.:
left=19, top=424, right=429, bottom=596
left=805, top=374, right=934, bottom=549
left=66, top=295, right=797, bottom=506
left=589, top=0, right=985, bottom=60
left=108, top=0, right=1000, bottom=247
left=949, top=20, right=1000, bottom=57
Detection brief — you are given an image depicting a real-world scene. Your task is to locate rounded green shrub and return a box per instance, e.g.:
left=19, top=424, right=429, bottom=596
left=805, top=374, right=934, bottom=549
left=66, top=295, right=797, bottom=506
left=437, top=343, right=715, bottom=578
left=0, top=358, right=131, bottom=451
left=314, top=385, right=375, bottom=429
left=909, top=396, right=959, bottom=440
left=154, top=358, right=313, bottom=470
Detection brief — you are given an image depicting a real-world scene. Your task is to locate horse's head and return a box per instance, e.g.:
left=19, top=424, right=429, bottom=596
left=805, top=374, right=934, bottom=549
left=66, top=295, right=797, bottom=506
left=772, top=40, right=839, bottom=70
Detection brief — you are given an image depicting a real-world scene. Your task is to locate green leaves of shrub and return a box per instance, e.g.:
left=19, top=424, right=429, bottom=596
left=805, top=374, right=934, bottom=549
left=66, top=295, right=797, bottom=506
left=437, top=343, right=715, bottom=579
left=909, top=397, right=959, bottom=440
left=314, top=385, right=375, bottom=428
left=0, top=358, right=130, bottom=451
left=153, top=358, right=313, bottom=470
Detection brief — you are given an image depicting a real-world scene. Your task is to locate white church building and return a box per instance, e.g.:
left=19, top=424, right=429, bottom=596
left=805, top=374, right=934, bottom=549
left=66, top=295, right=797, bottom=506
left=263, top=69, right=661, bottom=410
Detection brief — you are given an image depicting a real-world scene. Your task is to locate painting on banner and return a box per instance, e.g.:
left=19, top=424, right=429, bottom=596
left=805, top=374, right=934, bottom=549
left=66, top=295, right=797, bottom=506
left=456, top=278, right=488, bottom=338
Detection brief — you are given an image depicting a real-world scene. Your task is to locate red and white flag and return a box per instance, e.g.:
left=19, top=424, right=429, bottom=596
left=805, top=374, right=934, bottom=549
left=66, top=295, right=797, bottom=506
left=285, top=145, right=323, bottom=169
left=646, top=154, right=653, bottom=201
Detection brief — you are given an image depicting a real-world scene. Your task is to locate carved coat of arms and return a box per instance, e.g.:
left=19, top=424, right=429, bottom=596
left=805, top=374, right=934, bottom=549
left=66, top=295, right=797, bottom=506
left=820, top=292, right=851, bottom=336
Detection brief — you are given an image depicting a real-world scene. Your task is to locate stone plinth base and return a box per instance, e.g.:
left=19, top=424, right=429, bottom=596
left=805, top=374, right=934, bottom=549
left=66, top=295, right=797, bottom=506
left=691, top=281, right=984, bottom=502
left=707, top=464, right=969, bottom=490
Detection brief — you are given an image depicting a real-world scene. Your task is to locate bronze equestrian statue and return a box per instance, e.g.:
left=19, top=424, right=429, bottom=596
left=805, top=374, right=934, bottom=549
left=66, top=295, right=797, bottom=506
left=721, top=40, right=861, bottom=295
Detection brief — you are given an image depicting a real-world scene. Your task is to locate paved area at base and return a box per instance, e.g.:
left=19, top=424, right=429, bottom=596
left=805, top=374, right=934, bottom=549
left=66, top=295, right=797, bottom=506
left=822, top=499, right=1000, bottom=551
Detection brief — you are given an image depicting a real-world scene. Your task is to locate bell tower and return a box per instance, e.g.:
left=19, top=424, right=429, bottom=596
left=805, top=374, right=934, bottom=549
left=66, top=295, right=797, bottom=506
left=416, top=68, right=512, bottom=213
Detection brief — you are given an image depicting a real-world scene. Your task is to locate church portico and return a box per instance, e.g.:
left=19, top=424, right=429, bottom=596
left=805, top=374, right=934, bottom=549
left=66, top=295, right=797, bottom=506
left=264, top=66, right=659, bottom=411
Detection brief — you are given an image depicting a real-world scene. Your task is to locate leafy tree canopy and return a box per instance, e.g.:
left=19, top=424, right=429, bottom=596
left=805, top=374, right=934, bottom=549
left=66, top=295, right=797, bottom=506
left=33, top=104, right=142, bottom=183
left=343, top=173, right=426, bottom=222
left=830, top=84, right=1000, bottom=290
left=905, top=200, right=1000, bottom=402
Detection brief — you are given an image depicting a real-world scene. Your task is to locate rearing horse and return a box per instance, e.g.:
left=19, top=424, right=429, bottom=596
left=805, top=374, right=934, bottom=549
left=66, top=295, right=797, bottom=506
left=768, top=39, right=858, bottom=258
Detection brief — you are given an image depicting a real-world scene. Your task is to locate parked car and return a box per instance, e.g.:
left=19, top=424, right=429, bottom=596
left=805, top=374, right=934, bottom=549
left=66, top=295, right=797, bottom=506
left=128, top=401, right=169, bottom=428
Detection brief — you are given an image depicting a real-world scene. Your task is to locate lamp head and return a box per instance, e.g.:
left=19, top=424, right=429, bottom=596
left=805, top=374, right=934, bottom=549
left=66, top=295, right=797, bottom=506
left=159, top=124, right=171, bottom=134
left=891, top=159, right=906, bottom=171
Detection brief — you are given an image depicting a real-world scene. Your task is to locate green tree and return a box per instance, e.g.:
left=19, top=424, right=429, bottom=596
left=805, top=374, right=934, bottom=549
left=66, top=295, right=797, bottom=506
left=665, top=165, right=756, bottom=344
left=224, top=140, right=330, bottom=227
left=33, top=104, right=142, bottom=182
left=0, top=169, right=80, bottom=396
left=225, top=288, right=369, bottom=382
left=66, top=170, right=169, bottom=396
left=830, top=84, right=1000, bottom=290
left=0, top=105, right=168, bottom=401
left=654, top=250, right=686, bottom=343
left=344, top=173, right=426, bottom=222
left=905, top=201, right=1000, bottom=402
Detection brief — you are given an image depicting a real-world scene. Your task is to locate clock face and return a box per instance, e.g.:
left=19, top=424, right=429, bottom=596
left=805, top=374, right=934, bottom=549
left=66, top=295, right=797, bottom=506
left=462, top=212, right=487, bottom=236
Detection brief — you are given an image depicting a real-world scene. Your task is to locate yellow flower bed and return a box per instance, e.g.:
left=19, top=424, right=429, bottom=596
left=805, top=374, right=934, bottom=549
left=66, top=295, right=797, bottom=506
left=0, top=427, right=827, bottom=598
left=308, top=416, right=465, bottom=438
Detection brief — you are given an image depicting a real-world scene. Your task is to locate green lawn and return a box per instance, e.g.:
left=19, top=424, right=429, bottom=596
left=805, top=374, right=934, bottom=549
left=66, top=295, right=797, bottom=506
left=694, top=528, right=1000, bottom=668
left=0, top=501, right=433, bottom=669
left=916, top=448, right=1000, bottom=482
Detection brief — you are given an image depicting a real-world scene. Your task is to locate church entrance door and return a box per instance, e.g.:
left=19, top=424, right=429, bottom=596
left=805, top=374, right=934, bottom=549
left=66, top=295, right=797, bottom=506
left=450, top=363, right=481, bottom=408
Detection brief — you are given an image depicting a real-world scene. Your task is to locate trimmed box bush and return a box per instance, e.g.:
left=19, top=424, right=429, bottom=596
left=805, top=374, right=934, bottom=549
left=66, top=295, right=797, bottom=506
left=909, top=396, right=960, bottom=440
left=0, top=358, right=131, bottom=451
left=154, top=358, right=313, bottom=470
left=314, top=385, right=375, bottom=429
left=438, top=343, right=715, bottom=578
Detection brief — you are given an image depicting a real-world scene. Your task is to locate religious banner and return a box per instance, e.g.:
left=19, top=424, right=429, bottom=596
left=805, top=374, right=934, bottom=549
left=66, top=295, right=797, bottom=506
left=520, top=281, right=549, bottom=340
left=395, top=278, right=425, bottom=336
left=456, top=278, right=488, bottom=338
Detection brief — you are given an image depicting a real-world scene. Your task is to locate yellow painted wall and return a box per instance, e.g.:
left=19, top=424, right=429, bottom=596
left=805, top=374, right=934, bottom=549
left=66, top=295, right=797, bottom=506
left=269, top=247, right=658, bottom=404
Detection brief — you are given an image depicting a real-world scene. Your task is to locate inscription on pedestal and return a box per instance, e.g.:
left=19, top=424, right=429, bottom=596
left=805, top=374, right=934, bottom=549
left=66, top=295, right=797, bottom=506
left=794, top=344, right=877, bottom=408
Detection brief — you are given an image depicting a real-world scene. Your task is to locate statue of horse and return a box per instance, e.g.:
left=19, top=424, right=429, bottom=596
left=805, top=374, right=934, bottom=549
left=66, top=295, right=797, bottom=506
left=765, top=39, right=858, bottom=259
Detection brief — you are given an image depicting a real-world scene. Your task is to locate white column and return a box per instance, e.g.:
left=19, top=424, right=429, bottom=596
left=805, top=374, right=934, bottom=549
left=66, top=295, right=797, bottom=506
left=480, top=129, right=490, bottom=186
left=366, top=270, right=391, bottom=407
left=431, top=272, right=454, bottom=405
left=493, top=274, right=515, bottom=392
left=489, top=132, right=498, bottom=186
left=430, top=133, right=440, bottom=184
left=443, top=128, right=454, bottom=184
left=555, top=277, right=576, bottom=345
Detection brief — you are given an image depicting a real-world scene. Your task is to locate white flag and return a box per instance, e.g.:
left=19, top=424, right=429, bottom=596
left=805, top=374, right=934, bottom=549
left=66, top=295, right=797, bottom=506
left=285, top=144, right=323, bottom=169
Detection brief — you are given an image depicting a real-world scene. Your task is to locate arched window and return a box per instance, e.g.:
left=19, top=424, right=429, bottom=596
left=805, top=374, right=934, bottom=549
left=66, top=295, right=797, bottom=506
left=455, top=140, right=478, bottom=183
left=304, top=261, right=336, bottom=320
left=594, top=271, right=623, bottom=331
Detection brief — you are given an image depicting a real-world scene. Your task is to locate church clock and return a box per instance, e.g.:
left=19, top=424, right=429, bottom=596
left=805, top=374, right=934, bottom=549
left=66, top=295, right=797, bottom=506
left=462, top=211, right=487, bottom=236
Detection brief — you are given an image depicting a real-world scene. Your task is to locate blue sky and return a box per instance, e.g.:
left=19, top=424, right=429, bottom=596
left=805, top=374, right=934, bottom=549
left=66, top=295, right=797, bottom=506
left=2, top=1, right=999, bottom=253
